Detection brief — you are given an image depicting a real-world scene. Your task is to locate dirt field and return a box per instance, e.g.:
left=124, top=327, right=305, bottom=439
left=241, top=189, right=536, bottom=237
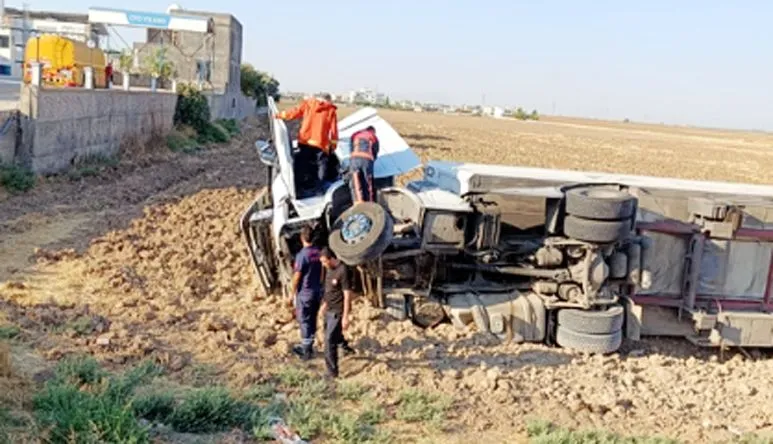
left=3, top=110, right=773, bottom=443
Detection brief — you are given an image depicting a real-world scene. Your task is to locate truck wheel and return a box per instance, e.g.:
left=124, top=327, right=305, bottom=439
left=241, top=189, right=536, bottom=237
left=563, top=215, right=630, bottom=243
left=556, top=326, right=623, bottom=354
left=557, top=305, right=624, bottom=335
left=329, top=202, right=394, bottom=266
left=565, top=187, right=636, bottom=220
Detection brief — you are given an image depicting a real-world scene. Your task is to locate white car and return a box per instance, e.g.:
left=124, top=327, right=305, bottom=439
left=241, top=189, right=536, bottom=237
left=242, top=97, right=773, bottom=354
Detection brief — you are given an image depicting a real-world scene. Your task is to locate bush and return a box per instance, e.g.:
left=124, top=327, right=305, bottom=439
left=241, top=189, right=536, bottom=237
left=166, top=128, right=200, bottom=154
left=0, top=164, right=35, bottom=193
left=196, top=122, right=230, bottom=144
left=52, top=355, right=106, bottom=386
left=216, top=118, right=240, bottom=136
left=174, top=83, right=210, bottom=132
left=165, top=387, right=256, bottom=433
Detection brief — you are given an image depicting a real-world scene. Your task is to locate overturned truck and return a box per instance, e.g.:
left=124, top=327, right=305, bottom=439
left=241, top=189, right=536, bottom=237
left=243, top=98, right=773, bottom=354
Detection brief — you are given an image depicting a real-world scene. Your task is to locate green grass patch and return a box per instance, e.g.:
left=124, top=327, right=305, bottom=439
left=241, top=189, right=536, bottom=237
left=34, top=382, right=149, bottom=443
left=197, top=122, right=231, bottom=144
left=0, top=163, right=35, bottom=193
left=337, top=381, right=367, bottom=401
left=164, top=387, right=257, bottom=434
left=243, top=382, right=277, bottom=403
left=275, top=366, right=313, bottom=389
left=215, top=118, right=240, bottom=136
left=61, top=316, right=96, bottom=337
left=396, top=389, right=452, bottom=425
left=526, top=420, right=681, bottom=444
left=0, top=324, right=20, bottom=340
left=52, top=355, right=107, bottom=386
left=68, top=153, right=120, bottom=181
left=166, top=127, right=201, bottom=154
left=24, top=360, right=400, bottom=444
left=31, top=357, right=275, bottom=443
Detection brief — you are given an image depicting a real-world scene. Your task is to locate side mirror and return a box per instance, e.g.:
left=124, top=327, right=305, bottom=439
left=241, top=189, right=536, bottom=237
left=255, top=140, right=277, bottom=167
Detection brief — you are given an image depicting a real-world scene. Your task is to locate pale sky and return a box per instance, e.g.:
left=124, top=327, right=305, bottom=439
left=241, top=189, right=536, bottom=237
left=23, top=0, right=773, bottom=130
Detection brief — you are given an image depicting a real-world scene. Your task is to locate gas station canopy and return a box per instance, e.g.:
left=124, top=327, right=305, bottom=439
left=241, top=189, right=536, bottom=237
left=87, top=7, right=212, bottom=33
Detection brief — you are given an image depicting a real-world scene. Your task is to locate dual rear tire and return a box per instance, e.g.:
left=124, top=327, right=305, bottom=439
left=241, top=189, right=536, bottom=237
left=555, top=305, right=624, bottom=354
left=563, top=187, right=636, bottom=243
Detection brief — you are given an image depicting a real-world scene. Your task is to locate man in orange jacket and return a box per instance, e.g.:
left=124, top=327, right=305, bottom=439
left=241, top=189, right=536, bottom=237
left=276, top=93, right=339, bottom=196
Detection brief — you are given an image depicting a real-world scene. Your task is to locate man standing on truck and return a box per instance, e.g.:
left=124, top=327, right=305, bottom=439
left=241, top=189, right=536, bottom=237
left=319, top=248, right=356, bottom=378
left=275, top=93, right=339, bottom=196
left=290, top=225, right=324, bottom=360
left=348, top=125, right=379, bottom=203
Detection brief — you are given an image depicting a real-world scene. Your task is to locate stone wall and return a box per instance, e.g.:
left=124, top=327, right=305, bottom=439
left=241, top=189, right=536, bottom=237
left=19, top=85, right=177, bottom=174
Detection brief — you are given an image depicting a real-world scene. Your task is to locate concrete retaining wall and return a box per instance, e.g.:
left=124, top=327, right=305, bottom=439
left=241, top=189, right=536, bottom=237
left=19, top=85, right=177, bottom=174
left=0, top=110, right=18, bottom=165
left=206, top=90, right=257, bottom=121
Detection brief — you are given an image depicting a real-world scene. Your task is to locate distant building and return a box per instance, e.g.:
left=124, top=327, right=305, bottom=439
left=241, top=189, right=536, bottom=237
left=134, top=9, right=240, bottom=94
left=0, top=8, right=108, bottom=77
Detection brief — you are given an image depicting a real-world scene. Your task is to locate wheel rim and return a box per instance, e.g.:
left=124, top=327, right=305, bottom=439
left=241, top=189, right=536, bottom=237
left=341, top=213, right=373, bottom=244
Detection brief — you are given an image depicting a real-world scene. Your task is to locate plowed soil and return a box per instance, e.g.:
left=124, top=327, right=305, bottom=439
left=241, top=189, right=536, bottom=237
left=3, top=111, right=773, bottom=443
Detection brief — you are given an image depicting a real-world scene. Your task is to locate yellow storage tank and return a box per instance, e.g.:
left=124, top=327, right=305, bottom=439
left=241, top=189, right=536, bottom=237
left=23, top=34, right=107, bottom=88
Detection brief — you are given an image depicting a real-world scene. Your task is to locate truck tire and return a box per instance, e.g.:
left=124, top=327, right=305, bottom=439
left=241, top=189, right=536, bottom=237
left=563, top=215, right=631, bottom=243
left=557, top=305, right=624, bottom=335
left=565, top=187, right=636, bottom=221
left=329, top=202, right=394, bottom=266
left=556, top=326, right=623, bottom=354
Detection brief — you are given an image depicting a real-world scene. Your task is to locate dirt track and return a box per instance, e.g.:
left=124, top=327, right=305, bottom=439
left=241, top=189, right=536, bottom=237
left=3, top=112, right=773, bottom=442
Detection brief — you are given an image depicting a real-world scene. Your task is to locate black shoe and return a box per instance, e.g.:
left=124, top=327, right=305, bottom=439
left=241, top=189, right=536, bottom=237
left=292, top=344, right=312, bottom=361
left=341, top=344, right=356, bottom=356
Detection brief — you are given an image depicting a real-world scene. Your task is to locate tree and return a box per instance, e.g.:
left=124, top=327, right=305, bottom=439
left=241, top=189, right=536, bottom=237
left=141, top=47, right=174, bottom=79
left=118, top=50, right=134, bottom=74
left=241, top=64, right=280, bottom=105
left=530, top=109, right=540, bottom=120
left=514, top=107, right=528, bottom=120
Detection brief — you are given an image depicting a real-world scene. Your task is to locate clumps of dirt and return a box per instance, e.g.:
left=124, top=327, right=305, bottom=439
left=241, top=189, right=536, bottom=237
left=0, top=184, right=273, bottom=373
left=82, top=189, right=258, bottom=303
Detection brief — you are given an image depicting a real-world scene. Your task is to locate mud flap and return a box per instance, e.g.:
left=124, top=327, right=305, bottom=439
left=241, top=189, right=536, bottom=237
left=241, top=188, right=278, bottom=295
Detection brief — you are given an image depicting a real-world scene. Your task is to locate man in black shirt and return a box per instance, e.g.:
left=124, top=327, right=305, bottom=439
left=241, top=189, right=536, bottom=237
left=319, top=248, right=356, bottom=378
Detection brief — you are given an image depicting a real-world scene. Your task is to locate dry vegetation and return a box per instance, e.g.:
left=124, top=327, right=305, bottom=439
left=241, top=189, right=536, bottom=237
left=2, top=110, right=773, bottom=443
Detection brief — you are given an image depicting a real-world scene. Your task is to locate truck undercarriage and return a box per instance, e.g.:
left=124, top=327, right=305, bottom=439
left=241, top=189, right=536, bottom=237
left=242, top=98, right=773, bottom=354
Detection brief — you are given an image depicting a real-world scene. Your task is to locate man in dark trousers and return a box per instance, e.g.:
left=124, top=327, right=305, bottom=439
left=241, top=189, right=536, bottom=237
left=289, top=225, right=323, bottom=360
left=319, top=247, right=356, bottom=378
left=348, top=125, right=379, bottom=203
